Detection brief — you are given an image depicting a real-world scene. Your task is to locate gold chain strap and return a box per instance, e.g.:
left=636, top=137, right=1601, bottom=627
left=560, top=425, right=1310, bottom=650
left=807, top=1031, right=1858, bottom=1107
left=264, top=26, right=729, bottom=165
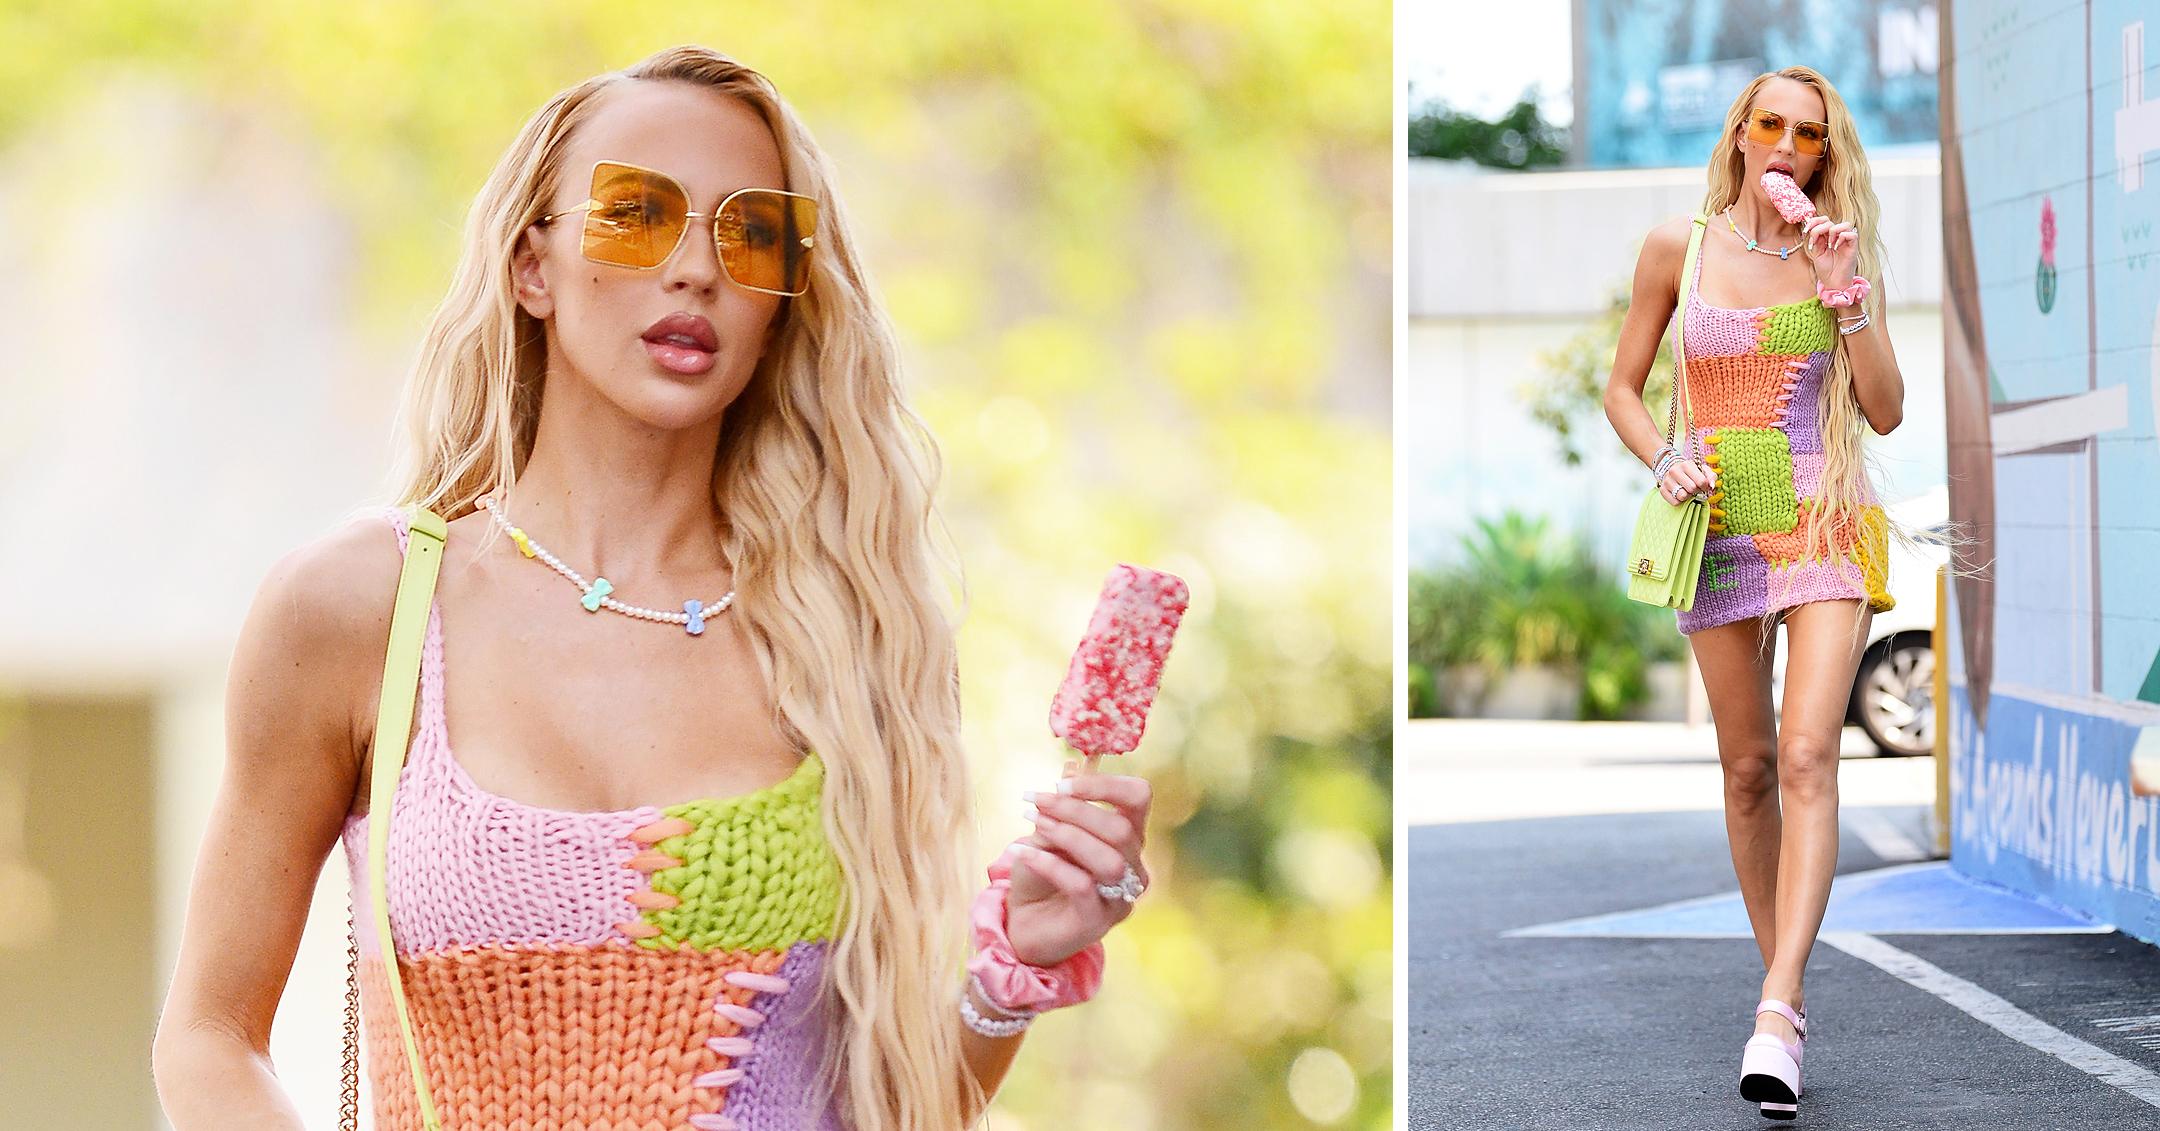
left=1662, top=218, right=1706, bottom=466
left=342, top=899, right=362, bottom=1130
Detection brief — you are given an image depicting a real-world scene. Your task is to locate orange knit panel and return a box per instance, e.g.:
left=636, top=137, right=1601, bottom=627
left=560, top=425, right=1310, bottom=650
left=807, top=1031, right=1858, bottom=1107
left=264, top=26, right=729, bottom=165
left=358, top=944, right=787, bottom=1130
left=1751, top=499, right=1887, bottom=571
left=1681, top=353, right=1806, bottom=429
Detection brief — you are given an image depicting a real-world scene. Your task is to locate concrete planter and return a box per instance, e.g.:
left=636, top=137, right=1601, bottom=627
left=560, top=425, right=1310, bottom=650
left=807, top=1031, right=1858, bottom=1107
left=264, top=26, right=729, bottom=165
left=1620, top=660, right=1690, bottom=722
left=1440, top=663, right=1583, bottom=720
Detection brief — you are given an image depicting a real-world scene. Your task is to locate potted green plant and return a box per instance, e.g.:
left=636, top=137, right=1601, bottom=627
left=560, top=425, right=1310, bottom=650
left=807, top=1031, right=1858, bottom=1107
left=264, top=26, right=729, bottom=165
left=1408, top=512, right=1684, bottom=720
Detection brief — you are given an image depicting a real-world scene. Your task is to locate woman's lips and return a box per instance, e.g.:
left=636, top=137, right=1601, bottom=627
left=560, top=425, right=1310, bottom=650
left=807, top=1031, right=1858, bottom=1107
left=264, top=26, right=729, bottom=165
left=643, top=336, right=716, bottom=375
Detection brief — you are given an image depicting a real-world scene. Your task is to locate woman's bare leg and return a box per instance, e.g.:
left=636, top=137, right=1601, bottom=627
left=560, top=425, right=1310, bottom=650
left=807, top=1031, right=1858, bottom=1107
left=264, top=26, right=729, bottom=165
left=1687, top=615, right=1781, bottom=968
left=1756, top=597, right=1873, bottom=1042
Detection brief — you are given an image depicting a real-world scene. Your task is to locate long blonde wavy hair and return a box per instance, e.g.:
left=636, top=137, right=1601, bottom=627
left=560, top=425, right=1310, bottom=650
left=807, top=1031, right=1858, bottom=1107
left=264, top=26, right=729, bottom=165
left=1697, top=65, right=1946, bottom=656
left=374, top=44, right=980, bottom=1130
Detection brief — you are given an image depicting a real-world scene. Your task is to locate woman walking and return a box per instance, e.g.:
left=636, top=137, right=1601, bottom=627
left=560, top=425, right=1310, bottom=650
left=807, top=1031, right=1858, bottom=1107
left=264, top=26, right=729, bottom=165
left=152, top=45, right=1148, bottom=1131
left=1603, top=65, right=1907, bottom=1120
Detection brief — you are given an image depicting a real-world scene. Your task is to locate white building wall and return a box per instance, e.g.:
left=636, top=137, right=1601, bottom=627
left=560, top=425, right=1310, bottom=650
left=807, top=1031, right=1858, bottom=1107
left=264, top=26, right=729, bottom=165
left=1408, top=156, right=1948, bottom=568
left=0, top=82, right=399, bottom=1130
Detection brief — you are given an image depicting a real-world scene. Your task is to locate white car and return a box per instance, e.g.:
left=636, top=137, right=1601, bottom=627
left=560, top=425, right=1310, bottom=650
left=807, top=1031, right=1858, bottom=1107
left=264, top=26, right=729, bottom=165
left=1768, top=486, right=1949, bottom=756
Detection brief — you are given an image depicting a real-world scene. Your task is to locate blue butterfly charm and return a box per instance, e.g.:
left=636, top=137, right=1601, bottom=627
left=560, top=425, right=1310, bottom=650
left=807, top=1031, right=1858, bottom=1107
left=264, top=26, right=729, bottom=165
left=1779, top=247, right=1792, bottom=261
left=582, top=577, right=613, bottom=612
left=683, top=599, right=706, bottom=635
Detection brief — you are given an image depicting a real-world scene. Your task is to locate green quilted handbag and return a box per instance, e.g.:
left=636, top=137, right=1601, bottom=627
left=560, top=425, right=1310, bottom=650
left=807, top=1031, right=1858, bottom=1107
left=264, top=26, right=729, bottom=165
left=1626, top=215, right=1713, bottom=611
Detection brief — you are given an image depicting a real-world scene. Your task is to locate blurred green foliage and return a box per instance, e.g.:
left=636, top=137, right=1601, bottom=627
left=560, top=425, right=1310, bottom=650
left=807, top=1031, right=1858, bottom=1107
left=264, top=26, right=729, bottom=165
left=1524, top=279, right=1678, bottom=466
left=1408, top=513, right=1683, bottom=720
left=1405, top=90, right=1568, bottom=169
left=0, top=2, right=1391, bottom=1127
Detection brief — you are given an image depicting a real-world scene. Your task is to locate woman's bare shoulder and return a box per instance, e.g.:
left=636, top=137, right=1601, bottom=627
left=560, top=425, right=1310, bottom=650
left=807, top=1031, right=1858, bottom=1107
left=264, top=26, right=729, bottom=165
left=1641, top=214, right=1698, bottom=262
left=156, top=510, right=406, bottom=1071
left=231, top=509, right=405, bottom=761
left=263, top=509, right=402, bottom=650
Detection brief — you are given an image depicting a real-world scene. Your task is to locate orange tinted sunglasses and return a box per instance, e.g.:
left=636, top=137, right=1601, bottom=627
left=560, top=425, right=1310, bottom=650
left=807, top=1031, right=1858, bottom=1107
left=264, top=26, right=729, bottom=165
left=1744, top=107, right=1829, bottom=157
left=536, top=160, right=818, bottom=296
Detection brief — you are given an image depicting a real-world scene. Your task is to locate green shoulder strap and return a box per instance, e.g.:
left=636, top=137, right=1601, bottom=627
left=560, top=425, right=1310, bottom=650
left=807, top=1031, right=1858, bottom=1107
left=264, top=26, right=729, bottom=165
left=368, top=503, right=447, bottom=1131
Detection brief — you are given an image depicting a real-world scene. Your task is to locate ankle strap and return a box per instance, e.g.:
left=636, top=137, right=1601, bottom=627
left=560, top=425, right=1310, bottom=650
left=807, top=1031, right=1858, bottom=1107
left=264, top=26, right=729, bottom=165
left=1756, top=998, right=1807, bottom=1037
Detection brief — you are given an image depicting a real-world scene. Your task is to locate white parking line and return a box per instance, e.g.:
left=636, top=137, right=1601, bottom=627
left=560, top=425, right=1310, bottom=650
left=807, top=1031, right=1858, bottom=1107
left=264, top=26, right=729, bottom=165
left=1823, top=932, right=2160, bottom=1109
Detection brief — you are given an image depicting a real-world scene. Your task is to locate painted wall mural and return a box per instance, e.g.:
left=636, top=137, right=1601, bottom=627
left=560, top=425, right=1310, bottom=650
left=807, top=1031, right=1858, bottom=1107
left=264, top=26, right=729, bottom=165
left=1942, top=0, right=2160, bottom=944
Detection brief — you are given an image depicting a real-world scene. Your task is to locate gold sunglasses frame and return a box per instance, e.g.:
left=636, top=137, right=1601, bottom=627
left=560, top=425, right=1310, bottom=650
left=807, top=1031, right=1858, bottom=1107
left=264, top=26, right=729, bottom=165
left=535, top=159, right=819, bottom=296
left=1743, top=107, right=1830, bottom=157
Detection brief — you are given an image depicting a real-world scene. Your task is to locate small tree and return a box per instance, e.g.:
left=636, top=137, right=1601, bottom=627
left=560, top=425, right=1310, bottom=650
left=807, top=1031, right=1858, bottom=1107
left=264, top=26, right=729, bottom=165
left=1521, top=278, right=1679, bottom=466
left=1407, top=89, right=1568, bottom=169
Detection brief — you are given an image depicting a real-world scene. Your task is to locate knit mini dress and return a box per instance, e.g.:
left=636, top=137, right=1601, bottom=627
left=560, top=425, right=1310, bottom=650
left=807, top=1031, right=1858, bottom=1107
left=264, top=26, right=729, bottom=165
left=339, top=505, right=849, bottom=1130
left=1673, top=228, right=1896, bottom=635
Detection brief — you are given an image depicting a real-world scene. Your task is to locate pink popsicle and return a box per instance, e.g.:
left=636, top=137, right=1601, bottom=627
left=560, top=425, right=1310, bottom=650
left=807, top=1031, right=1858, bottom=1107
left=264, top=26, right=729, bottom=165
left=1049, top=565, right=1190, bottom=767
left=1761, top=169, right=1815, bottom=224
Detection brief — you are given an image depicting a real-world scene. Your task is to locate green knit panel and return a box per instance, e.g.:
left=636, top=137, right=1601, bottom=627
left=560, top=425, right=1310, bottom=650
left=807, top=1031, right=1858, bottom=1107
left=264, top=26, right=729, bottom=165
left=639, top=752, right=842, bottom=953
left=1709, top=427, right=1799, bottom=536
left=1759, top=299, right=1833, bottom=355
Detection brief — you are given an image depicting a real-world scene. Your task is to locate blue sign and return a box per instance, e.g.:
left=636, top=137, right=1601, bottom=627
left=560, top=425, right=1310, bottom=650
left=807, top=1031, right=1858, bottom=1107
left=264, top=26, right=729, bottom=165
left=1949, top=684, right=2160, bottom=945
left=1579, top=0, right=1941, bottom=168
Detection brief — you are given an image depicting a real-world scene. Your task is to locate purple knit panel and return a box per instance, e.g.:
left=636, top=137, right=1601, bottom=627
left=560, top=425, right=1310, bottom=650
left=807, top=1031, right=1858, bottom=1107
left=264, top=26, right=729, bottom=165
left=342, top=506, right=665, bottom=955
left=1676, top=534, right=1771, bottom=635
left=1781, top=353, right=1831, bottom=454
left=723, top=941, right=848, bottom=1130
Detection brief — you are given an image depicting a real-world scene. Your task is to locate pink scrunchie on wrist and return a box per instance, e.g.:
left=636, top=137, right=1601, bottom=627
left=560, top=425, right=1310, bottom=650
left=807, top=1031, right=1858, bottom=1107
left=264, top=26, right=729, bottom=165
left=1816, top=273, right=1872, bottom=308
left=965, top=843, right=1106, bottom=1014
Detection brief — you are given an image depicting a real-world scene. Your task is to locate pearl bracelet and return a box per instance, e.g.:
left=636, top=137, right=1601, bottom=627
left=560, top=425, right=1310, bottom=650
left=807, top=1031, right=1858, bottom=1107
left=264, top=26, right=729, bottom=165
left=960, top=979, right=1036, bottom=1037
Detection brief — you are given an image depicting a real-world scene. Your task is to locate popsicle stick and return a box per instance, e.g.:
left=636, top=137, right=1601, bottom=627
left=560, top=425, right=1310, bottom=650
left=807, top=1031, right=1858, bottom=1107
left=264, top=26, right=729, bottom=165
left=1083, top=752, right=1103, bottom=775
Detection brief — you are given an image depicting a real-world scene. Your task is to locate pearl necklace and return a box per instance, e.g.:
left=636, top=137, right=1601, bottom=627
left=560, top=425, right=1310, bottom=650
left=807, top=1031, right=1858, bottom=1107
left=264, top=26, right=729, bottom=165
left=477, top=495, right=736, bottom=635
left=1724, top=206, right=1800, bottom=260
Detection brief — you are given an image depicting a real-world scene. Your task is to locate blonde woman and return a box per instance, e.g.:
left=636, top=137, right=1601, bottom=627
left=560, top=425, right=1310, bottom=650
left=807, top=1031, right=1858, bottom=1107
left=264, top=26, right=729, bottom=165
left=152, top=45, right=1149, bottom=1131
left=1603, top=66, right=1908, bottom=1120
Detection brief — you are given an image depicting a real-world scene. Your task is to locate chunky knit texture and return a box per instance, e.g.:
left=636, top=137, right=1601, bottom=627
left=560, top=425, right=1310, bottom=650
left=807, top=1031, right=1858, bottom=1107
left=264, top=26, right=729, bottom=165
left=341, top=506, right=848, bottom=1130
left=1674, top=246, right=1895, bottom=634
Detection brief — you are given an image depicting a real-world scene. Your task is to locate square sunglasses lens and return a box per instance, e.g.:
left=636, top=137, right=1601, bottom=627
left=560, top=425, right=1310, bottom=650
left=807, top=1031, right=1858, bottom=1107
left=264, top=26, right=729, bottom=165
left=582, top=162, right=689, bottom=268
left=1746, top=111, right=1785, bottom=146
left=717, top=191, right=817, bottom=294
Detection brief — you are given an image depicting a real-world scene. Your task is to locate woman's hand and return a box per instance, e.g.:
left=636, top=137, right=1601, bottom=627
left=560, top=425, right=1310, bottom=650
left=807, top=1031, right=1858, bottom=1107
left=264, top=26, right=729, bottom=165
left=1005, top=761, right=1151, bottom=967
left=1660, top=457, right=1715, bottom=506
left=1802, top=215, right=1859, bottom=287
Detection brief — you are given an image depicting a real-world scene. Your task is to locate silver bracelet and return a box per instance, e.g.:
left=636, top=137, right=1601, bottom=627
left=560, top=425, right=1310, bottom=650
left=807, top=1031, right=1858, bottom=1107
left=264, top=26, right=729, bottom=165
left=1837, top=311, right=1872, bottom=336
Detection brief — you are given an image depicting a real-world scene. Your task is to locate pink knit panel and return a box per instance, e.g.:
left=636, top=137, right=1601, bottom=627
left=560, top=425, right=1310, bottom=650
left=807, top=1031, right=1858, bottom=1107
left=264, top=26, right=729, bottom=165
left=344, top=506, right=666, bottom=956
left=1685, top=295, right=1768, bottom=359
left=1765, top=557, right=1869, bottom=612
left=1790, top=451, right=1826, bottom=497
left=1682, top=248, right=1773, bottom=357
